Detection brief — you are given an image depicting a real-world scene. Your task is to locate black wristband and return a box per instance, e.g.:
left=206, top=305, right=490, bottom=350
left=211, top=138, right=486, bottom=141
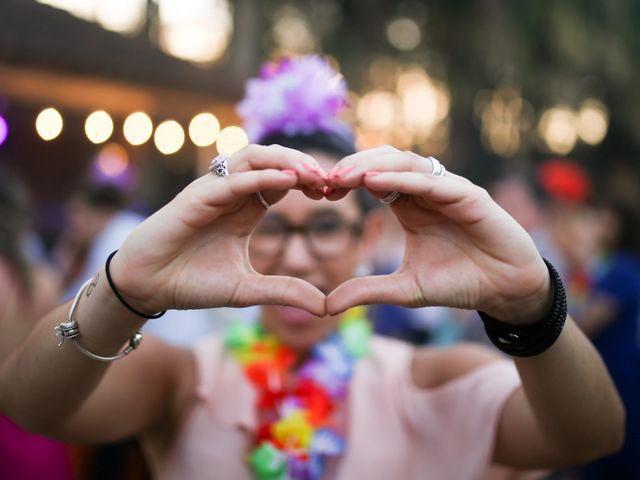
left=478, top=258, right=567, bottom=357
left=105, top=250, right=166, bottom=319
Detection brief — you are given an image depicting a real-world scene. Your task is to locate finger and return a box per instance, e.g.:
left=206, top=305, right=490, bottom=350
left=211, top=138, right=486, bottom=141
left=362, top=171, right=523, bottom=243
left=326, top=272, right=420, bottom=315
left=363, top=170, right=473, bottom=206
left=228, top=144, right=328, bottom=190
left=331, top=151, right=432, bottom=189
left=236, top=273, right=326, bottom=316
left=323, top=186, right=351, bottom=201
left=332, top=144, right=400, bottom=173
left=256, top=183, right=325, bottom=209
left=187, top=169, right=299, bottom=210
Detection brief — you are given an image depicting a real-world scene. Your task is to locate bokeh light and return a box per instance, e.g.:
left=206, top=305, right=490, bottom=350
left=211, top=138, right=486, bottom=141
left=397, top=67, right=450, bottom=136
left=95, top=0, right=145, bottom=33
left=538, top=106, right=578, bottom=155
left=475, top=88, right=533, bottom=157
left=357, top=91, right=398, bottom=130
left=85, top=110, right=114, bottom=144
left=96, top=143, right=129, bottom=177
left=158, top=0, right=233, bottom=64
left=0, top=115, right=8, bottom=146
left=216, top=126, right=248, bottom=155
left=386, top=18, right=421, bottom=51
left=37, top=0, right=145, bottom=34
left=123, top=112, right=153, bottom=146
left=154, top=120, right=185, bottom=155
left=272, top=5, right=315, bottom=54
left=577, top=99, right=609, bottom=145
left=189, top=113, right=220, bottom=147
left=35, top=107, right=63, bottom=141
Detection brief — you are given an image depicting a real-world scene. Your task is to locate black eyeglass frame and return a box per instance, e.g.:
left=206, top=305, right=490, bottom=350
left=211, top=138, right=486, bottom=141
left=249, top=220, right=364, bottom=260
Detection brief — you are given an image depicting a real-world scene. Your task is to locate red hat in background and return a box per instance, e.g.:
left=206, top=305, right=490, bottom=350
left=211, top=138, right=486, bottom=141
left=537, top=159, right=592, bottom=204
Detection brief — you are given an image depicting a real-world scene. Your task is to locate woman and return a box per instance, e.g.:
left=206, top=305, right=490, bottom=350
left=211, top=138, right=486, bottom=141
left=0, top=57, right=624, bottom=479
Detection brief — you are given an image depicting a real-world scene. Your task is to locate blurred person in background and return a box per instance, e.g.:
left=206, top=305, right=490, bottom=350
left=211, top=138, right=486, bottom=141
left=0, top=168, right=74, bottom=479
left=572, top=200, right=640, bottom=479
left=53, top=182, right=145, bottom=301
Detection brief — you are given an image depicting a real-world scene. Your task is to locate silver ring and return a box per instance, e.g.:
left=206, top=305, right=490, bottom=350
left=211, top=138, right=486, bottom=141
left=379, top=191, right=401, bottom=205
left=256, top=191, right=270, bottom=209
left=428, top=156, right=446, bottom=177
left=209, top=153, right=230, bottom=177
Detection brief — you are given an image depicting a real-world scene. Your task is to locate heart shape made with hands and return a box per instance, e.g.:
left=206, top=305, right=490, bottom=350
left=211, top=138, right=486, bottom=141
left=219, top=145, right=550, bottom=324
left=117, top=144, right=548, bottom=325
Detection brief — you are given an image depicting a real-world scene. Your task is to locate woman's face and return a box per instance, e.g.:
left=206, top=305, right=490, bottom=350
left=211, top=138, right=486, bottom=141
left=249, top=153, right=374, bottom=351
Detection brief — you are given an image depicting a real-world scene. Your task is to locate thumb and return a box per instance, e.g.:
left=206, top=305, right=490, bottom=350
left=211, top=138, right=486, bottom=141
left=235, top=273, right=326, bottom=316
left=326, top=273, right=417, bottom=315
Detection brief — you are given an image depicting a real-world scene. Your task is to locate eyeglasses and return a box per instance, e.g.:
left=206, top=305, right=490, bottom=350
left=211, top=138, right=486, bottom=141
left=249, top=213, right=363, bottom=259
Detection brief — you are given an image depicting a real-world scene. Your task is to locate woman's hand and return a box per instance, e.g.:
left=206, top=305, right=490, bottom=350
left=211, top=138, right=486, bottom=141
left=326, top=145, right=551, bottom=324
left=108, top=145, right=328, bottom=316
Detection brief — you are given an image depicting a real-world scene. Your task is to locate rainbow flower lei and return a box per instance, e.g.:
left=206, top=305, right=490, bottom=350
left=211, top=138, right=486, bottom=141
left=225, top=307, right=372, bottom=480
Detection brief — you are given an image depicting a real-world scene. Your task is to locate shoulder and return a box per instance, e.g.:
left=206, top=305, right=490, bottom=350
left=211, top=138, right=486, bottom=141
left=410, top=342, right=503, bottom=390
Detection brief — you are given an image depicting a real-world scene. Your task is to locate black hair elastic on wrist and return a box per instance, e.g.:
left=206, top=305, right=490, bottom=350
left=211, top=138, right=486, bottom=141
left=478, top=258, right=567, bottom=357
left=105, top=250, right=166, bottom=319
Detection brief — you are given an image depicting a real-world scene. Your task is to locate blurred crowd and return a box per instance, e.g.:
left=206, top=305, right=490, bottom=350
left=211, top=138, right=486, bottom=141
left=1, top=154, right=638, bottom=479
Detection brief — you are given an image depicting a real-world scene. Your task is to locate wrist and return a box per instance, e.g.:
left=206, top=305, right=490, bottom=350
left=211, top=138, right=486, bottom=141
left=478, top=258, right=567, bottom=357
left=106, top=250, right=166, bottom=318
left=484, top=259, right=553, bottom=326
left=73, top=270, right=147, bottom=356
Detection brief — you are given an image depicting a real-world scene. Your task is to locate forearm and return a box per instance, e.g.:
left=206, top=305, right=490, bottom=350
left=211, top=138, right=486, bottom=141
left=0, top=267, right=146, bottom=433
left=514, top=315, right=625, bottom=458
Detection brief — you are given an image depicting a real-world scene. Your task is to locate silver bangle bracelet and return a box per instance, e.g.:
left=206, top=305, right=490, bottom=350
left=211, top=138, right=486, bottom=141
left=55, top=277, right=143, bottom=362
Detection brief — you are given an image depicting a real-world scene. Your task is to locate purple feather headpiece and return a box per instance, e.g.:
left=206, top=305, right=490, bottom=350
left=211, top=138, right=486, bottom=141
left=237, top=55, right=354, bottom=143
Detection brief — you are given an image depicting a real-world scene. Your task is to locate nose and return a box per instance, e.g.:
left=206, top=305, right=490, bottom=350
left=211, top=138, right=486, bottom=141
left=279, top=232, right=317, bottom=273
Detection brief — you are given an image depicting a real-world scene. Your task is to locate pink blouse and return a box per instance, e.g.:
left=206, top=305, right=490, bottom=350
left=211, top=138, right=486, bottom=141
left=153, top=335, right=521, bottom=480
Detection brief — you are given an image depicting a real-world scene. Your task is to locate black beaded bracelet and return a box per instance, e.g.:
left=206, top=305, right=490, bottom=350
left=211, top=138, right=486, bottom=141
left=478, top=258, right=567, bottom=357
left=105, top=250, right=166, bottom=319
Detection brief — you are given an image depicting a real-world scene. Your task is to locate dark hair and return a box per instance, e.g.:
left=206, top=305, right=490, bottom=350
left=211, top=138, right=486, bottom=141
left=601, top=201, right=640, bottom=256
left=0, top=169, right=34, bottom=294
left=258, top=131, right=377, bottom=214
left=77, top=184, right=128, bottom=211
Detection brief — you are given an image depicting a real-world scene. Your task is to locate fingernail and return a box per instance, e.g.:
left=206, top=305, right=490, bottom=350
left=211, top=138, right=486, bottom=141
left=334, top=165, right=355, bottom=179
left=282, top=169, right=297, bottom=175
left=303, top=162, right=325, bottom=178
left=364, top=171, right=380, bottom=177
left=323, top=186, right=333, bottom=195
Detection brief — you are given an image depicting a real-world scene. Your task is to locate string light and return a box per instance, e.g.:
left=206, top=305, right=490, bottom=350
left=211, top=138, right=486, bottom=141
left=189, top=113, right=220, bottom=147
left=36, top=108, right=63, bottom=141
left=0, top=115, right=8, bottom=146
left=123, top=112, right=153, bottom=146
left=154, top=120, right=185, bottom=154
left=217, top=126, right=248, bottom=154
left=85, top=110, right=114, bottom=144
